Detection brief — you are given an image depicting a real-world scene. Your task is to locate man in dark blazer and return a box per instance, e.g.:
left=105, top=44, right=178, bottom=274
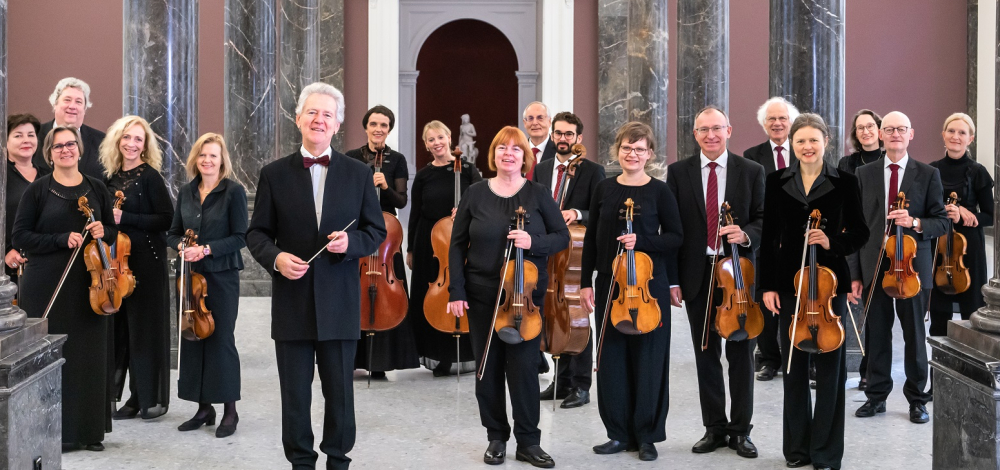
left=530, top=112, right=606, bottom=409
left=523, top=101, right=556, bottom=172
left=247, top=83, right=387, bottom=470
left=847, top=111, right=948, bottom=425
left=667, top=106, right=765, bottom=459
left=31, top=78, right=106, bottom=179
left=743, top=97, right=800, bottom=381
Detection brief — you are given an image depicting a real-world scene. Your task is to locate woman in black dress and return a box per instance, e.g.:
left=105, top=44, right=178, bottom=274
left=760, top=114, right=869, bottom=470
left=13, top=125, right=117, bottom=451
left=410, top=120, right=482, bottom=376
left=345, top=105, right=419, bottom=376
left=929, top=113, right=994, bottom=336
left=99, top=115, right=174, bottom=420
left=5, top=114, right=49, bottom=282
left=838, top=109, right=883, bottom=174
left=166, top=132, right=248, bottom=438
left=447, top=126, right=568, bottom=468
left=580, top=121, right=682, bottom=462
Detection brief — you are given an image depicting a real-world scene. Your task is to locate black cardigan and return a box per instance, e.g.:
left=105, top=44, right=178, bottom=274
left=107, top=164, right=174, bottom=253
left=166, top=177, right=247, bottom=273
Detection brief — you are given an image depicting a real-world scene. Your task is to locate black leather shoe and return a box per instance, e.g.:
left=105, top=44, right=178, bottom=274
left=756, top=365, right=776, bottom=381
left=638, top=443, right=657, bottom=461
left=141, top=405, right=167, bottom=420
left=539, top=382, right=572, bottom=401
left=785, top=459, right=811, bottom=468
left=85, top=442, right=105, bottom=452
left=592, top=439, right=636, bottom=454
left=691, top=432, right=728, bottom=453
left=729, top=435, right=758, bottom=458
left=484, top=440, right=506, bottom=465
left=216, top=414, right=239, bottom=438
left=516, top=445, right=555, bottom=468
left=112, top=403, right=139, bottom=420
left=855, top=399, right=886, bottom=418
left=814, top=467, right=832, bottom=470
left=909, top=403, right=929, bottom=423
left=178, top=407, right=216, bottom=431
left=561, top=389, right=590, bottom=408
left=858, top=377, right=868, bottom=391
left=432, top=362, right=453, bottom=377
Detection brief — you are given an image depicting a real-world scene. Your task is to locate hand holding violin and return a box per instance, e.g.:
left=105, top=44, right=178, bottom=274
left=806, top=228, right=830, bottom=250
left=181, top=245, right=207, bottom=262
left=887, top=208, right=917, bottom=229
left=85, top=221, right=105, bottom=240
left=372, top=172, right=388, bottom=190
left=719, top=224, right=748, bottom=244
left=616, top=233, right=636, bottom=250
left=113, top=208, right=123, bottom=225
left=947, top=204, right=978, bottom=227
left=507, top=229, right=531, bottom=249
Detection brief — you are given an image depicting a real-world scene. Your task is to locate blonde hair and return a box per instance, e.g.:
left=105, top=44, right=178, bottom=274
left=99, top=115, right=163, bottom=177
left=422, top=120, right=452, bottom=141
left=942, top=112, right=976, bottom=135
left=186, top=133, right=233, bottom=180
left=487, top=126, right=534, bottom=174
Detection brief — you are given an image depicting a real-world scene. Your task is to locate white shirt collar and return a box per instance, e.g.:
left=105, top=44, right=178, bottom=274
left=532, top=135, right=550, bottom=152
left=770, top=139, right=788, bottom=151
left=300, top=145, right=332, bottom=160
left=700, top=150, right=729, bottom=169
left=884, top=153, right=909, bottom=170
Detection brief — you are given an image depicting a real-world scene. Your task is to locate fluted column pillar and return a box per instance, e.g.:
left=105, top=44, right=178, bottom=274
left=123, top=0, right=198, bottom=199
left=0, top=1, right=25, bottom=331
left=598, top=0, right=668, bottom=178
left=769, top=0, right=844, bottom=164
left=676, top=0, right=728, bottom=161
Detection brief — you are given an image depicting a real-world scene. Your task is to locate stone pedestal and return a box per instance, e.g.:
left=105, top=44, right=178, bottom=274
left=929, top=320, right=1000, bottom=469
left=0, top=319, right=67, bottom=469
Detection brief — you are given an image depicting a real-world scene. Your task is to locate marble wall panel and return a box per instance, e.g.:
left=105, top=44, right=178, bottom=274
left=968, top=0, right=978, bottom=158
left=676, top=0, right=728, bottom=160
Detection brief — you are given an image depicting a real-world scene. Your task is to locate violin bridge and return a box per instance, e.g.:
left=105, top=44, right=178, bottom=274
left=365, top=271, right=382, bottom=276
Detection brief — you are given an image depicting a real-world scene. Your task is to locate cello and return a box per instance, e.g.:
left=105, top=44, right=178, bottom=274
left=177, top=229, right=214, bottom=341
left=882, top=192, right=921, bottom=299
left=710, top=202, right=764, bottom=344
left=933, top=191, right=971, bottom=295
left=787, top=209, right=843, bottom=372
left=78, top=197, right=125, bottom=315
left=358, top=145, right=408, bottom=385
left=111, top=190, right=136, bottom=298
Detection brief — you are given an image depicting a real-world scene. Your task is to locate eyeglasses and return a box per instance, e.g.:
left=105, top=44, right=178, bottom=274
left=524, top=115, right=549, bottom=123
left=552, top=131, right=577, bottom=140
left=855, top=123, right=877, bottom=133
left=619, top=145, right=648, bottom=156
left=52, top=141, right=78, bottom=152
left=765, top=116, right=788, bottom=123
left=882, top=126, right=910, bottom=136
left=694, top=126, right=730, bottom=135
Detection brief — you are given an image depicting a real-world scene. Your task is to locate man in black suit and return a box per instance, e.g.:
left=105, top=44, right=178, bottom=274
left=31, top=77, right=107, bottom=179
left=523, top=101, right=556, bottom=167
left=847, top=111, right=948, bottom=425
left=667, top=106, right=765, bottom=459
left=530, top=112, right=606, bottom=409
left=247, top=82, right=387, bottom=469
left=742, top=97, right=800, bottom=381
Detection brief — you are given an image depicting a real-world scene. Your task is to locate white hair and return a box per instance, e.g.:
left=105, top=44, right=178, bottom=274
left=48, top=77, right=94, bottom=108
left=295, top=82, right=345, bottom=123
left=756, top=97, right=799, bottom=128
left=522, top=101, right=550, bottom=120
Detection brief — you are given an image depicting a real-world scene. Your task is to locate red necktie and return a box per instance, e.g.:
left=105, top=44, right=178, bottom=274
left=706, top=162, right=719, bottom=250
left=888, top=163, right=900, bottom=210
left=303, top=155, right=330, bottom=168
left=525, top=147, right=541, bottom=179
left=532, top=147, right=541, bottom=157
left=553, top=164, right=566, bottom=201
left=776, top=146, right=786, bottom=169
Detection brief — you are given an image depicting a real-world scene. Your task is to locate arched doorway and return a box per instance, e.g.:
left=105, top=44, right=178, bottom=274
left=414, top=20, right=518, bottom=177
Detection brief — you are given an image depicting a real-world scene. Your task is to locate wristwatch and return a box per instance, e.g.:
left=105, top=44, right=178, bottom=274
left=203, top=245, right=212, bottom=256
left=912, top=218, right=921, bottom=231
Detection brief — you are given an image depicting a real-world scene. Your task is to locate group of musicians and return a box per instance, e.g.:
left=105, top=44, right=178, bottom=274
left=3, top=77, right=993, bottom=470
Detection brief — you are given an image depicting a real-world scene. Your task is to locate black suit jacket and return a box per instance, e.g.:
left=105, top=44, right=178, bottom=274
left=247, top=151, right=387, bottom=341
left=847, top=157, right=950, bottom=286
left=530, top=156, right=606, bottom=225
left=744, top=140, right=784, bottom=175
left=32, top=121, right=107, bottom=180
left=666, top=152, right=766, bottom=299
left=536, top=139, right=556, bottom=164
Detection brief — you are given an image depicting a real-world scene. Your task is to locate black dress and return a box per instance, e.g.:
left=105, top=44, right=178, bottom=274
left=13, top=174, right=118, bottom=445
left=345, top=145, right=419, bottom=372
left=580, top=178, right=682, bottom=445
left=166, top=177, right=247, bottom=404
left=929, top=153, right=994, bottom=334
left=837, top=148, right=882, bottom=175
left=5, top=159, right=50, bottom=282
left=408, top=160, right=483, bottom=369
left=106, top=163, right=173, bottom=412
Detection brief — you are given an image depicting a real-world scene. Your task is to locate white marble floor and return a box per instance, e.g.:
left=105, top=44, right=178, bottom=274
left=61, top=295, right=936, bottom=470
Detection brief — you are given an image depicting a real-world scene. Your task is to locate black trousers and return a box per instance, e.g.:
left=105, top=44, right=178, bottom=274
left=466, top=282, right=542, bottom=447
left=593, top=274, right=671, bottom=444
left=778, top=293, right=847, bottom=470
left=684, top=257, right=755, bottom=437
left=547, top=328, right=594, bottom=391
left=274, top=339, right=357, bottom=470
left=756, top=303, right=783, bottom=370
left=865, top=280, right=931, bottom=405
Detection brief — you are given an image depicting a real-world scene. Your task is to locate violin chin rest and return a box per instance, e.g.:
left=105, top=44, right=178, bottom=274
left=497, top=327, right=525, bottom=345
left=795, top=340, right=821, bottom=355
left=613, top=321, right=641, bottom=335
left=727, top=329, right=749, bottom=342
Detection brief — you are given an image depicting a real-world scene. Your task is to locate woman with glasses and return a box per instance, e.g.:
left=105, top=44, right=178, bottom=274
left=13, top=126, right=117, bottom=451
left=838, top=109, right=883, bottom=175
left=5, top=114, right=50, bottom=283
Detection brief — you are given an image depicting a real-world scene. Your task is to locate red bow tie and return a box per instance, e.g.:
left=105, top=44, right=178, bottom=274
left=303, top=155, right=330, bottom=168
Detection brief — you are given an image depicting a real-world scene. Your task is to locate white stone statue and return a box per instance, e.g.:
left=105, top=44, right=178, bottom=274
left=458, top=114, right=478, bottom=164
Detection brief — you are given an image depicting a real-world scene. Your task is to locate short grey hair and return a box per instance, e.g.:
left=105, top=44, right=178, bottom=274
left=48, top=77, right=94, bottom=108
left=295, top=82, right=345, bottom=123
left=522, top=101, right=550, bottom=120
left=756, top=97, right=799, bottom=128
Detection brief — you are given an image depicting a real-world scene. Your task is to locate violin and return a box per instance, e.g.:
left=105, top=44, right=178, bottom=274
left=934, top=191, right=971, bottom=295
left=425, top=149, right=470, bottom=338
left=882, top=192, right=921, bottom=299
left=711, top=202, right=763, bottom=343
left=788, top=209, right=843, bottom=358
left=177, top=229, right=214, bottom=340
left=111, top=191, right=136, bottom=298
left=78, top=197, right=123, bottom=315
left=607, top=198, right=660, bottom=335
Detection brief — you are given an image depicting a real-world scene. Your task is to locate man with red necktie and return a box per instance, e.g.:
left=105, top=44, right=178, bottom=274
left=523, top=101, right=556, bottom=181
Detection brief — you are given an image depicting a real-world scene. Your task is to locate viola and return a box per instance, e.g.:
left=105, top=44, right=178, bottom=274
left=78, top=196, right=123, bottom=315
left=111, top=190, right=136, bottom=298
left=177, top=229, right=214, bottom=340
left=934, top=191, right=971, bottom=295
left=424, top=149, right=470, bottom=338
left=788, top=209, right=843, bottom=358
left=711, top=202, right=763, bottom=343
left=607, top=198, right=660, bottom=335
left=882, top=192, right=921, bottom=299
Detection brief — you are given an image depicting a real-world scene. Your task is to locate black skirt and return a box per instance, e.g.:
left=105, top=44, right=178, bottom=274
left=930, top=223, right=987, bottom=314
left=178, top=268, right=242, bottom=403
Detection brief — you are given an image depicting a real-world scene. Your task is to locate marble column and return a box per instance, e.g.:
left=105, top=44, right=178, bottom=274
left=598, top=0, right=669, bottom=178
left=277, top=0, right=345, bottom=157
left=676, top=0, right=728, bottom=161
left=123, top=0, right=198, bottom=199
left=0, top=1, right=23, bottom=332
left=769, top=0, right=845, bottom=165
left=968, top=0, right=978, bottom=159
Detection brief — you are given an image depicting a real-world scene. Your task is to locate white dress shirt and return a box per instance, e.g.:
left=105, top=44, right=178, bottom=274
left=301, top=145, right=332, bottom=227
left=701, top=151, right=729, bottom=255
left=884, top=153, right=909, bottom=212
left=770, top=139, right=789, bottom=169
left=531, top=135, right=550, bottom=157
left=550, top=155, right=582, bottom=221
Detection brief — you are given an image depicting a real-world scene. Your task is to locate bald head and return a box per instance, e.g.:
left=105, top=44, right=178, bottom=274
left=880, top=111, right=914, bottom=159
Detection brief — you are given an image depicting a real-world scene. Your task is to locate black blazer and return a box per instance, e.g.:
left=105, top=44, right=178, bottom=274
left=743, top=141, right=779, bottom=175
left=847, top=157, right=950, bottom=286
left=536, top=139, right=557, bottom=164
left=166, top=177, right=247, bottom=273
left=111, top=165, right=174, bottom=254
left=759, top=164, right=870, bottom=295
left=666, top=152, right=766, bottom=299
left=32, top=121, right=106, bottom=180
left=247, top=151, right=387, bottom=341
left=530, top=156, right=606, bottom=225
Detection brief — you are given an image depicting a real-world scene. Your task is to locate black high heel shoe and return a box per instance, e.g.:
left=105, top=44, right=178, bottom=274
left=112, top=404, right=139, bottom=420
left=216, top=414, right=239, bottom=438
left=178, top=407, right=216, bottom=431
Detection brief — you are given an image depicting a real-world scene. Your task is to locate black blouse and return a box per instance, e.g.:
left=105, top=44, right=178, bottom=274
left=837, top=148, right=882, bottom=175
left=407, top=159, right=482, bottom=251
left=166, top=177, right=248, bottom=273
left=106, top=163, right=173, bottom=253
left=930, top=153, right=994, bottom=228
left=345, top=144, right=408, bottom=215
left=5, top=159, right=50, bottom=256
left=12, top=174, right=118, bottom=254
